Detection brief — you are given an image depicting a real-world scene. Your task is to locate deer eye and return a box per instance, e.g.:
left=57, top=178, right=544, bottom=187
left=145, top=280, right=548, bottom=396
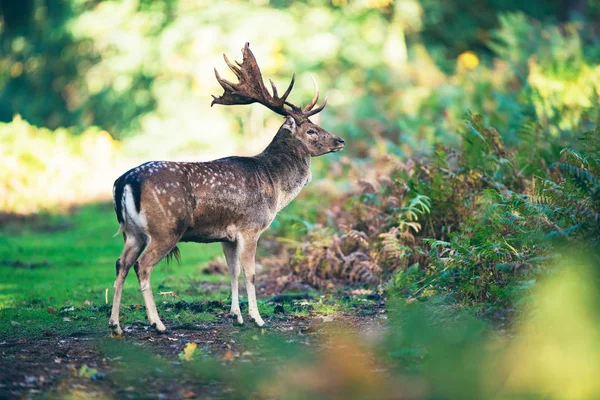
left=307, top=129, right=317, bottom=135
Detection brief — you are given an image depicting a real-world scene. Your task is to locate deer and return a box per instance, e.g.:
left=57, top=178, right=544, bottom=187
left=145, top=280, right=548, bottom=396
left=108, top=43, right=345, bottom=335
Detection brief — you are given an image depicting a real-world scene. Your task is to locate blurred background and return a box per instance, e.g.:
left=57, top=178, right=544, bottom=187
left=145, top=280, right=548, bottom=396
left=1, top=0, right=599, bottom=214
left=2, top=1, right=600, bottom=398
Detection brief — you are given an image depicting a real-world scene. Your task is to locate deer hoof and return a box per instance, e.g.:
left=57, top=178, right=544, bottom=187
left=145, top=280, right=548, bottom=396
left=151, top=322, right=167, bottom=333
left=251, top=317, right=265, bottom=328
left=109, top=323, right=123, bottom=337
left=228, top=313, right=244, bottom=325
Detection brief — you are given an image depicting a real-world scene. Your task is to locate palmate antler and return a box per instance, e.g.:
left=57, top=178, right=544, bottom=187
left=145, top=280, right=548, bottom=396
left=211, top=42, right=327, bottom=124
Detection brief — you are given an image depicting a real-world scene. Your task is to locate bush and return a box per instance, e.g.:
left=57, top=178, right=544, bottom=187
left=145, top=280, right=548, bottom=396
left=0, top=116, right=123, bottom=214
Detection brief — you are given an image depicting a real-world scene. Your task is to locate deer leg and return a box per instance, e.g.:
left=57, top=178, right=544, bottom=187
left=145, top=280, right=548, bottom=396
left=240, top=235, right=264, bottom=327
left=109, top=236, right=142, bottom=336
left=134, top=237, right=175, bottom=333
left=222, top=241, right=243, bottom=325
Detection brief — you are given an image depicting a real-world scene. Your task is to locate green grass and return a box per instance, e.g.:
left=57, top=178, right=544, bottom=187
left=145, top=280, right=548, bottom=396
left=0, top=202, right=367, bottom=340
left=0, top=202, right=226, bottom=337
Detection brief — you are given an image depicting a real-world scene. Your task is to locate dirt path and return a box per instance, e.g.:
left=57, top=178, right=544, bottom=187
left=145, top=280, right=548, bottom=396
left=0, top=307, right=386, bottom=399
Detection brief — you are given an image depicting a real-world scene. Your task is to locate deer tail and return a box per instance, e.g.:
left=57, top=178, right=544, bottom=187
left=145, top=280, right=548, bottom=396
left=164, top=246, right=181, bottom=265
left=112, top=225, right=123, bottom=238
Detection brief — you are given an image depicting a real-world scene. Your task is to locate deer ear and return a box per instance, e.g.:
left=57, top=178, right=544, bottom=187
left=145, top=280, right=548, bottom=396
left=281, top=116, right=297, bottom=133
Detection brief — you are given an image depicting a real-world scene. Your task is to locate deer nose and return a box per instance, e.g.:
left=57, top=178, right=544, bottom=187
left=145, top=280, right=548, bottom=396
left=335, top=137, right=345, bottom=145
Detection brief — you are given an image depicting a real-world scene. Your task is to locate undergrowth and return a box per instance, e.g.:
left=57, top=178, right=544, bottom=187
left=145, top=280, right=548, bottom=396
left=271, top=112, right=600, bottom=312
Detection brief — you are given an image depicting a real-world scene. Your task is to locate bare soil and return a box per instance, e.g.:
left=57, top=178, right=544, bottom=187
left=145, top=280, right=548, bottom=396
left=0, top=306, right=386, bottom=399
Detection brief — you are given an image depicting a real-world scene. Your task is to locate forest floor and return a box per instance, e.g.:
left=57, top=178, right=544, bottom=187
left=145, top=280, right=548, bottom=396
left=0, top=302, right=386, bottom=398
left=0, top=204, right=389, bottom=398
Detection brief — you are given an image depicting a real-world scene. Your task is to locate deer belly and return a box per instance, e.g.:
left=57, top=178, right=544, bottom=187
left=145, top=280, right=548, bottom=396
left=180, top=212, right=237, bottom=243
left=180, top=203, right=269, bottom=243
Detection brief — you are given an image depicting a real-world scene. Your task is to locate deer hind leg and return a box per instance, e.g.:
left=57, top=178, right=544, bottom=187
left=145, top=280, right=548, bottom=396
left=240, top=234, right=265, bottom=327
left=109, top=235, right=143, bottom=336
left=222, top=241, right=243, bottom=325
left=134, top=236, right=177, bottom=333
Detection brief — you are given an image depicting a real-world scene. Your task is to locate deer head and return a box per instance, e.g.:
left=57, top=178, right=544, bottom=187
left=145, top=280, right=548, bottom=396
left=211, top=42, right=345, bottom=157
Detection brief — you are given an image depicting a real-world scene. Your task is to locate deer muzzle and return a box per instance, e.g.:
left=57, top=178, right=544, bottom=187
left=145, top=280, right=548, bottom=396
left=330, top=136, right=345, bottom=152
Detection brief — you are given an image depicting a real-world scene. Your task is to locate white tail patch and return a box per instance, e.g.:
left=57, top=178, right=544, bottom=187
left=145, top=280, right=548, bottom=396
left=122, top=184, right=148, bottom=236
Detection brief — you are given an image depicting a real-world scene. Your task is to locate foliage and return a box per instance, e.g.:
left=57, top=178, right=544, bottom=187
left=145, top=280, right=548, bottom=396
left=0, top=116, right=124, bottom=214
left=490, top=13, right=600, bottom=135
left=275, top=110, right=600, bottom=312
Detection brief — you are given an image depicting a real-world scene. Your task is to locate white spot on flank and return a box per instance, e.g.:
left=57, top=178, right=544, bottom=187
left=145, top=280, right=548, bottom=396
left=170, top=196, right=175, bottom=202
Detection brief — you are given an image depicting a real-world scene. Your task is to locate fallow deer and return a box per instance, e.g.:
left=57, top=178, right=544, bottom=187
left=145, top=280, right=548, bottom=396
left=109, top=43, right=344, bottom=335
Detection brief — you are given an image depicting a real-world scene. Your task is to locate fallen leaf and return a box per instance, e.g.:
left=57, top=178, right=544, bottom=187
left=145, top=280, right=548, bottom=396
left=223, top=349, right=236, bottom=361
left=178, top=342, right=198, bottom=361
left=47, top=306, right=57, bottom=315
left=78, top=364, right=98, bottom=378
left=301, top=325, right=318, bottom=334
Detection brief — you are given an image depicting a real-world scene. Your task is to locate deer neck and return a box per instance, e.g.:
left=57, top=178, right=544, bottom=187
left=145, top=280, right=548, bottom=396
left=256, top=128, right=312, bottom=211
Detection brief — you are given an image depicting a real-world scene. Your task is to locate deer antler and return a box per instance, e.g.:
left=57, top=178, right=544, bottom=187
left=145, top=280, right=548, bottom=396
left=211, top=43, right=327, bottom=123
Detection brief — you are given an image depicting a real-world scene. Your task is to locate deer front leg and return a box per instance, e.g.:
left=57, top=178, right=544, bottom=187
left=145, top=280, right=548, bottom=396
left=222, top=241, right=243, bottom=325
left=240, top=234, right=265, bottom=327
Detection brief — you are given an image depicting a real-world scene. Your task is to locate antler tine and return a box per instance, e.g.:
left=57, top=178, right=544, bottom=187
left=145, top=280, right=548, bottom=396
left=304, top=96, right=328, bottom=117
left=223, top=53, right=242, bottom=79
left=280, top=73, right=295, bottom=102
left=303, top=75, right=319, bottom=112
left=213, top=68, right=235, bottom=92
left=269, top=79, right=279, bottom=98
